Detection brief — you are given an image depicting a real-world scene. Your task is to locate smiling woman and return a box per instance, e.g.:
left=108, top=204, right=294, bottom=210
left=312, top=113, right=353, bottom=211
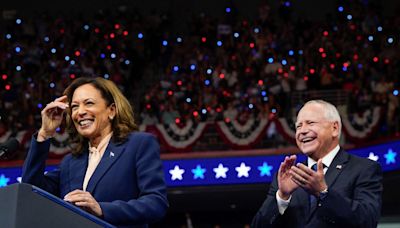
left=22, top=77, right=169, bottom=228
left=69, top=84, right=115, bottom=148
left=62, top=77, right=136, bottom=156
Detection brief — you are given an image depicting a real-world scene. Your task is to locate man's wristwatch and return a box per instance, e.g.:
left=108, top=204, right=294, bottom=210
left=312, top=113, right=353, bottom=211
left=319, top=188, right=329, bottom=200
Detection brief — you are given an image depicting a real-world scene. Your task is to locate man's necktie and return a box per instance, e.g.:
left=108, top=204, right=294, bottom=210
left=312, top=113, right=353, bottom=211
left=309, top=163, right=327, bottom=212
left=309, top=164, right=319, bottom=212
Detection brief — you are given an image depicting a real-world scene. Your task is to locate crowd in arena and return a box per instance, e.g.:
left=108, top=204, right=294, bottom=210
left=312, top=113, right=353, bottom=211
left=1, top=0, right=399, bottom=148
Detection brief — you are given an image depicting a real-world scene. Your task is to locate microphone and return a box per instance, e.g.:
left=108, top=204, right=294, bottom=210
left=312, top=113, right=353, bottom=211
left=0, top=138, right=20, bottom=158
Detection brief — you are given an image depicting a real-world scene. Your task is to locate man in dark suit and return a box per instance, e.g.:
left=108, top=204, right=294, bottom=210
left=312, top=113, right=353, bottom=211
left=252, top=100, right=382, bottom=228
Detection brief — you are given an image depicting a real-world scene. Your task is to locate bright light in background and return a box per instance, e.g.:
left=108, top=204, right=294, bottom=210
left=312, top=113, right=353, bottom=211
left=261, top=91, right=267, bottom=97
left=347, top=14, right=352, bottom=20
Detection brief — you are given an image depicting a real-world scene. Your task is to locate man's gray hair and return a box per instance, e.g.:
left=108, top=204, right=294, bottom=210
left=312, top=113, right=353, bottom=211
left=302, top=100, right=342, bottom=138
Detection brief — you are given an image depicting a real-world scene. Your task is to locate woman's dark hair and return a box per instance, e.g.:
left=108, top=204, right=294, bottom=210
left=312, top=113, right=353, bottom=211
left=63, top=77, right=138, bottom=155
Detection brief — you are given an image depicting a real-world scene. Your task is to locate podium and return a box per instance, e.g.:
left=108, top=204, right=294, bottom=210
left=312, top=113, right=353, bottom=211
left=0, top=183, right=115, bottom=228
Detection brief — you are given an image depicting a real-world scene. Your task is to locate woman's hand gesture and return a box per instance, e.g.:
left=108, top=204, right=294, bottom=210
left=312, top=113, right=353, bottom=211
left=37, top=95, right=68, bottom=141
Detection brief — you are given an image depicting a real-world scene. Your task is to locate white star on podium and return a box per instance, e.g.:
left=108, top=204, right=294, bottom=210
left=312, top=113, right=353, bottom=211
left=213, top=163, right=229, bottom=179
left=235, top=162, right=251, bottom=178
left=169, top=165, right=185, bottom=181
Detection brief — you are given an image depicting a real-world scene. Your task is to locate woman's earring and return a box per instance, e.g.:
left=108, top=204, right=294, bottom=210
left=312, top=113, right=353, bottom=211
left=109, top=116, right=114, bottom=121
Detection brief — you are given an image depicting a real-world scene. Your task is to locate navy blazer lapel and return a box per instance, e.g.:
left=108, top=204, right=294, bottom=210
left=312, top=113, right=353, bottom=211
left=293, top=187, right=310, bottom=210
left=294, top=160, right=311, bottom=216
left=292, top=187, right=312, bottom=224
left=86, top=141, right=124, bottom=193
left=304, top=151, right=349, bottom=222
left=325, top=149, right=349, bottom=187
left=69, top=150, right=89, bottom=191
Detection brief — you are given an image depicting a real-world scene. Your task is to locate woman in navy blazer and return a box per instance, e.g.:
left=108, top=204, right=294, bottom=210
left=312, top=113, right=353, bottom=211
left=22, top=77, right=168, bottom=228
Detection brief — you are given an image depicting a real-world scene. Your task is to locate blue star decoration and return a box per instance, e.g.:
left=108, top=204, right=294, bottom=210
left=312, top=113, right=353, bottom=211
left=0, top=174, right=10, bottom=187
left=192, top=165, right=206, bottom=179
left=258, top=162, right=273, bottom=177
left=384, top=148, right=397, bottom=165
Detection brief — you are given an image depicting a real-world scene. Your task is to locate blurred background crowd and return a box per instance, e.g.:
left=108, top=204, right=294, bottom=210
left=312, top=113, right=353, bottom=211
left=0, top=0, right=399, bottom=155
left=1, top=0, right=400, bottom=227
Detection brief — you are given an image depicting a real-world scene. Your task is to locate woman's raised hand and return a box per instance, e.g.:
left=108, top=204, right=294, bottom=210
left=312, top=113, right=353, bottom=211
left=37, top=95, right=69, bottom=141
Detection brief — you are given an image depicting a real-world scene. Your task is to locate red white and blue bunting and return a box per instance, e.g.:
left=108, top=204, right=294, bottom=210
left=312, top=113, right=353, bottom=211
left=215, top=118, right=269, bottom=149
left=0, top=106, right=383, bottom=155
left=145, top=120, right=208, bottom=151
left=339, top=106, right=382, bottom=142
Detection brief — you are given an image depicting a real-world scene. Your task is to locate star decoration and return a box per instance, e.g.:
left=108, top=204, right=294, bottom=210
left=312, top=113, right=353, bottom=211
left=258, top=162, right=273, bottom=177
left=368, top=152, right=379, bottom=161
left=235, top=162, right=251, bottom=178
left=17, top=177, right=22, bottom=183
left=169, top=165, right=185, bottom=181
left=0, top=174, right=10, bottom=187
left=384, top=148, right=397, bottom=164
left=192, top=165, right=206, bottom=179
left=213, top=163, right=229, bottom=179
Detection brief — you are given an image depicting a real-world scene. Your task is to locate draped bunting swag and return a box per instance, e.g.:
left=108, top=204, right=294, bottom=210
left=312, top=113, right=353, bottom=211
left=0, top=106, right=382, bottom=155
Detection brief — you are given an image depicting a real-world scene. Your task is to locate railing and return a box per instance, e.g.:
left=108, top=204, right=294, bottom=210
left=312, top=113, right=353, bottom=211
left=290, top=89, right=350, bottom=107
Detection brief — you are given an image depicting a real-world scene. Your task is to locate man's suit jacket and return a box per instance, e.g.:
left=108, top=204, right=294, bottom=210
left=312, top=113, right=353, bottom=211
left=252, top=149, right=382, bottom=228
left=22, top=132, right=168, bottom=228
